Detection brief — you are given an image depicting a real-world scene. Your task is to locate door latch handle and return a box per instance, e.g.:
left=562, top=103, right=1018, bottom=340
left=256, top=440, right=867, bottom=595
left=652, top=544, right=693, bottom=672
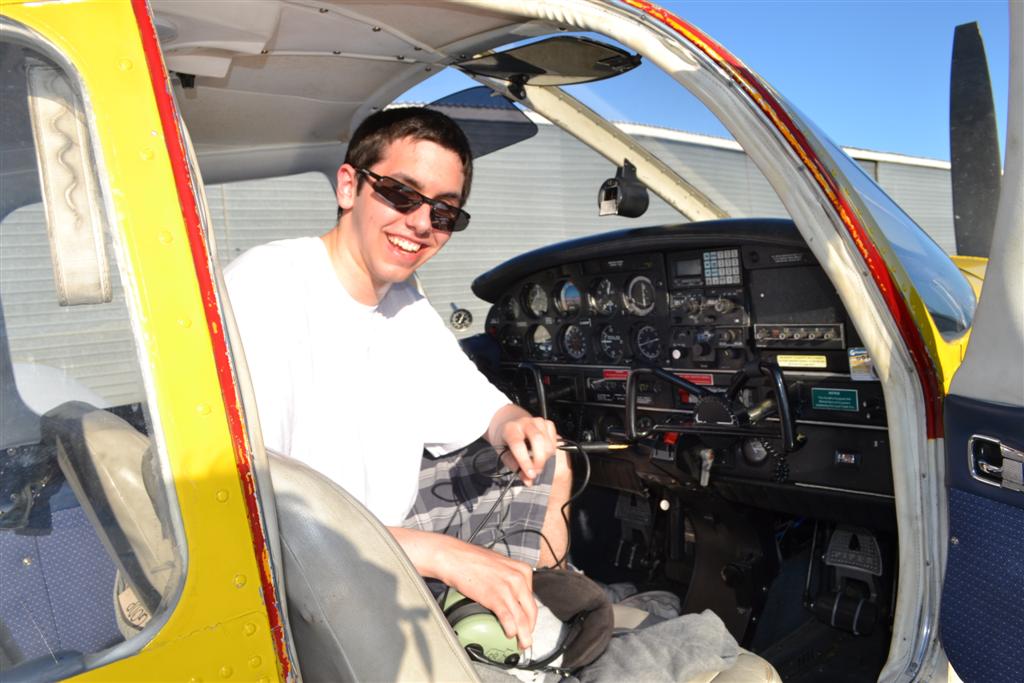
left=977, top=460, right=1002, bottom=476
left=968, top=435, right=1024, bottom=493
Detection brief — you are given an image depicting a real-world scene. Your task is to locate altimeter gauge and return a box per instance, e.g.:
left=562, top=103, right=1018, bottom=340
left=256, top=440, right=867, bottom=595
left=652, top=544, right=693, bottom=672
left=589, top=278, right=621, bottom=316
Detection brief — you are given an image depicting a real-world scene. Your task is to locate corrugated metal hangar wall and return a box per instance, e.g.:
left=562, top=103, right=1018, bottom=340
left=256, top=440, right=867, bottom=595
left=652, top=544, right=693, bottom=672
left=204, top=121, right=955, bottom=338
left=2, top=121, right=955, bottom=406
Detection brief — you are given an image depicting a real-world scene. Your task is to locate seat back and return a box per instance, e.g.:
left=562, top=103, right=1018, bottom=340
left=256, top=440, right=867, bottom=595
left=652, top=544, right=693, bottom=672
left=269, top=453, right=479, bottom=682
left=42, top=401, right=180, bottom=631
left=33, top=400, right=482, bottom=680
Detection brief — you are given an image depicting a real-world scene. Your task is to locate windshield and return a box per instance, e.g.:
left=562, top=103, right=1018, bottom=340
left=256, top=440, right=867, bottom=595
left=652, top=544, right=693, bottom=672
left=402, top=57, right=971, bottom=339
left=802, top=114, right=976, bottom=337
left=566, top=49, right=974, bottom=337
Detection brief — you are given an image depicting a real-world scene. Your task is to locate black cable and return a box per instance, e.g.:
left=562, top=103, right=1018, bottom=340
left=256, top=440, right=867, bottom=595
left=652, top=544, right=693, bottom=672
left=551, top=438, right=592, bottom=569
left=439, top=446, right=519, bottom=619
left=431, top=443, right=511, bottom=500
left=463, top=439, right=593, bottom=570
left=486, top=526, right=560, bottom=568
left=471, top=444, right=516, bottom=480
left=466, top=447, right=518, bottom=545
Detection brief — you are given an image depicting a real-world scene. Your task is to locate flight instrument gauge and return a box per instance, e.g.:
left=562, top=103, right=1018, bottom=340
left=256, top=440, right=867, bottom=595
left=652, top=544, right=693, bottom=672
left=598, top=325, right=625, bottom=362
left=501, top=295, right=521, bottom=320
left=523, top=283, right=548, bottom=318
left=634, top=324, right=662, bottom=361
left=529, top=325, right=554, bottom=359
left=589, top=278, right=621, bottom=316
left=554, top=281, right=582, bottom=316
left=625, top=275, right=656, bottom=316
left=561, top=324, right=587, bottom=360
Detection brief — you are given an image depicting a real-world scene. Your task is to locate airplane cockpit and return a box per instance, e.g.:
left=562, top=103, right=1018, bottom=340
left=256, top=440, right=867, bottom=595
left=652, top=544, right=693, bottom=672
left=2, top=2, right=1014, bottom=682
left=458, top=215, right=900, bottom=676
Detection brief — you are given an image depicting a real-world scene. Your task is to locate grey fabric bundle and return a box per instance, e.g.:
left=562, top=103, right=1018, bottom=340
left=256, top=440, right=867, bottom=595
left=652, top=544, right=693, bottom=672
left=579, top=609, right=741, bottom=683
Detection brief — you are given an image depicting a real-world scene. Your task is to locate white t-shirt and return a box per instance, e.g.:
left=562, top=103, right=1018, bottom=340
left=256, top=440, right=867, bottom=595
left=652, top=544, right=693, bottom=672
left=225, top=237, right=510, bottom=525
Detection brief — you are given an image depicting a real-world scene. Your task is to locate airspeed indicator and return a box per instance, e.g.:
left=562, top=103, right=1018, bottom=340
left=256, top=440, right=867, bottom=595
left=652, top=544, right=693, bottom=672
left=523, top=283, right=548, bottom=318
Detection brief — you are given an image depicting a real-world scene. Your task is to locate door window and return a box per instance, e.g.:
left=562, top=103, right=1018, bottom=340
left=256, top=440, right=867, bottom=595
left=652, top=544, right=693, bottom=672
left=0, top=38, right=183, bottom=676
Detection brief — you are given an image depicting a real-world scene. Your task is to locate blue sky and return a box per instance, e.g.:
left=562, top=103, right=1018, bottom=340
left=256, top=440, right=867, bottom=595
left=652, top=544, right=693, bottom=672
left=401, top=1, right=1011, bottom=162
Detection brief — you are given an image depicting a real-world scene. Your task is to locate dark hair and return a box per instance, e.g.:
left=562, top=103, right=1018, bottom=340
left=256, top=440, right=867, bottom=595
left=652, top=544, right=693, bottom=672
left=339, top=107, right=473, bottom=218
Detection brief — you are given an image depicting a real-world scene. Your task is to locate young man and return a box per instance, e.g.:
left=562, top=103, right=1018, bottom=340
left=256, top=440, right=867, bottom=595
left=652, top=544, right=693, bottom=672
left=226, top=107, right=570, bottom=650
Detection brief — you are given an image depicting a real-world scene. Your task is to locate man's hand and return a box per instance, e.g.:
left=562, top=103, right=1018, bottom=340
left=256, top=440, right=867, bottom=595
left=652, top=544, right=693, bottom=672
left=390, top=527, right=537, bottom=649
left=487, top=404, right=559, bottom=486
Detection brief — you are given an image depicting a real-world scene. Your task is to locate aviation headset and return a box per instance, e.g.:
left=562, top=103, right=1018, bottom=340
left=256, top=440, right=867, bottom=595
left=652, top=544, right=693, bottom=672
left=442, top=569, right=613, bottom=672
left=442, top=589, right=522, bottom=667
left=442, top=441, right=611, bottom=671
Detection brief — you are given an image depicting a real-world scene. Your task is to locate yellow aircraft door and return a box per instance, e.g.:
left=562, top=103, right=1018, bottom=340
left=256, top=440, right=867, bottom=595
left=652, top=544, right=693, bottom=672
left=0, top=2, right=290, bottom=680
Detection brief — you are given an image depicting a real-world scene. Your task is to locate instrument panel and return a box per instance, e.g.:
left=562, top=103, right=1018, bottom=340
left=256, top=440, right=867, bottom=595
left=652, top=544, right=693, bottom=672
left=473, top=220, right=894, bottom=506
left=485, top=243, right=855, bottom=374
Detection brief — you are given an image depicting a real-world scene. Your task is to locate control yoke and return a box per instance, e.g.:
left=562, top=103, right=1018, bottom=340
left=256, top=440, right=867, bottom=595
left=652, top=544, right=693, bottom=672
left=624, top=362, right=802, bottom=452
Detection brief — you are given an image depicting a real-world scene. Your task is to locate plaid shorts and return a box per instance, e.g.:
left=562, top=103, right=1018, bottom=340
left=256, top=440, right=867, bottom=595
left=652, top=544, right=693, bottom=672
left=402, top=439, right=556, bottom=568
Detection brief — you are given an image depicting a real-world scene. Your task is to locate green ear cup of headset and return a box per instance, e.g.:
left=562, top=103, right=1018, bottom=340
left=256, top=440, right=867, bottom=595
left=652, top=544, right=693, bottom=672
left=442, top=589, right=521, bottom=665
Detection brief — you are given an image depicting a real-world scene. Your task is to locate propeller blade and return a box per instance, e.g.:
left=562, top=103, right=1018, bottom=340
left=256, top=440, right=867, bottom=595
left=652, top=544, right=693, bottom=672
left=949, top=22, right=1002, bottom=258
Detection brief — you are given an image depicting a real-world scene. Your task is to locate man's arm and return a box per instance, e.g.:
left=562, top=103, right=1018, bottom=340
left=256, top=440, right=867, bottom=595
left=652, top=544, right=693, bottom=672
left=485, top=404, right=559, bottom=486
left=388, top=526, right=538, bottom=649
left=395, top=406, right=562, bottom=650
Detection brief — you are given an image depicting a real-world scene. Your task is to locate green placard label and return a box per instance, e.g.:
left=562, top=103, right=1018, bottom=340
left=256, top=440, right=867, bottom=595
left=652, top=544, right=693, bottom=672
left=811, top=388, right=859, bottom=412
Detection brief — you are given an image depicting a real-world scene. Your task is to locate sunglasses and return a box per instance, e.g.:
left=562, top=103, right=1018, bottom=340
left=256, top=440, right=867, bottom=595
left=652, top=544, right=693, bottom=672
left=356, top=167, right=470, bottom=233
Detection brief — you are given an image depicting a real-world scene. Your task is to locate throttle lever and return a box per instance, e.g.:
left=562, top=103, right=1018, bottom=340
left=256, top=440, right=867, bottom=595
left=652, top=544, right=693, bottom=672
left=725, top=361, right=800, bottom=453
left=739, top=397, right=777, bottom=424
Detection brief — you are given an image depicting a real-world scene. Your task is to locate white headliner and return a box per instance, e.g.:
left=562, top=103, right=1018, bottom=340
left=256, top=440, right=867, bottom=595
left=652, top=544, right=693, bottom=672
left=153, top=0, right=547, bottom=163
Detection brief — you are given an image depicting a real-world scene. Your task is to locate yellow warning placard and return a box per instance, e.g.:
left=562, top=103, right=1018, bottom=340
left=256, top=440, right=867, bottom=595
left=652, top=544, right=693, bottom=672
left=776, top=354, right=828, bottom=369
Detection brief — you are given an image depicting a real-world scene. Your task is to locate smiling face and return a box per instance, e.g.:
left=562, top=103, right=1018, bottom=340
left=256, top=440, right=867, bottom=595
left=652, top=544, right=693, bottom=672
left=329, top=136, right=465, bottom=305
